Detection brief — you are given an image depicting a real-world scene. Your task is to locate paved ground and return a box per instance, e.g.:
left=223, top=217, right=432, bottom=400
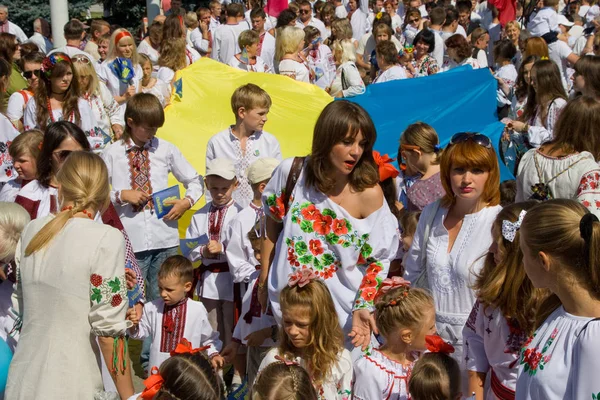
left=128, top=339, right=146, bottom=392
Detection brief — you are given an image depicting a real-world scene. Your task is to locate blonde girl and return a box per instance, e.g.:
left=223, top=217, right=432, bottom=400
left=463, top=201, right=548, bottom=400
left=5, top=152, right=134, bottom=399
left=252, top=359, right=318, bottom=400
left=515, top=199, right=600, bottom=399
left=353, top=280, right=436, bottom=399
left=72, top=54, right=124, bottom=144
left=398, top=122, right=445, bottom=211
left=256, top=278, right=352, bottom=399
left=0, top=129, right=43, bottom=202
left=138, top=54, right=170, bottom=108
left=276, top=26, right=313, bottom=82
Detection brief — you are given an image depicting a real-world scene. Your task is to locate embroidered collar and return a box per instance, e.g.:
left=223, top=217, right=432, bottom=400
left=124, top=137, right=158, bottom=152
left=249, top=202, right=262, bottom=211
left=210, top=198, right=235, bottom=210
left=164, top=296, right=188, bottom=310
left=228, top=126, right=261, bottom=141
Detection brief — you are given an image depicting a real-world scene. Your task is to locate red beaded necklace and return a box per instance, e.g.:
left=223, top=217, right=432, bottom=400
left=61, top=205, right=94, bottom=220
left=47, top=98, right=75, bottom=123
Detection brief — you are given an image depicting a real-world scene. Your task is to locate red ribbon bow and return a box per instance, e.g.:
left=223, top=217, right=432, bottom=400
left=373, top=151, right=400, bottom=182
left=140, top=366, right=164, bottom=400
left=425, top=335, right=455, bottom=354
left=275, top=355, right=300, bottom=366
left=374, top=276, right=410, bottom=302
left=169, top=338, right=210, bottom=356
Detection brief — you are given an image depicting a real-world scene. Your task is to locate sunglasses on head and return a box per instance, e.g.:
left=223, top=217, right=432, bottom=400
left=23, top=69, right=41, bottom=79
left=449, top=132, right=492, bottom=148
left=72, top=56, right=91, bottom=64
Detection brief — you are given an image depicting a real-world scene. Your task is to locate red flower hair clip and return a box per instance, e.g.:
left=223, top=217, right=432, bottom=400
left=169, top=338, right=210, bottom=356
left=373, top=151, right=400, bottom=182
left=140, top=366, right=164, bottom=399
left=275, top=355, right=300, bottom=366
left=425, top=335, right=455, bottom=354
left=288, top=268, right=319, bottom=288
left=374, top=276, right=410, bottom=303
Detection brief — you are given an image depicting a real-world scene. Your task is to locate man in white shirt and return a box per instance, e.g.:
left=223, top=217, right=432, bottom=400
left=441, top=6, right=468, bottom=41
left=251, top=8, right=276, bottom=71
left=49, top=19, right=95, bottom=60
left=212, top=3, right=248, bottom=64
left=27, top=18, right=52, bottom=54
left=84, top=19, right=110, bottom=61
left=295, top=0, right=329, bottom=39
left=0, top=5, right=27, bottom=43
left=209, top=0, right=222, bottom=32
left=428, top=7, right=446, bottom=66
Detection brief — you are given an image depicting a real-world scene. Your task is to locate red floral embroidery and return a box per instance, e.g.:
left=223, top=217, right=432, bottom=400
left=362, top=273, right=379, bottom=288
left=269, top=193, right=286, bottom=221
left=111, top=294, right=123, bottom=307
left=90, top=274, right=103, bottom=287
left=313, top=214, right=333, bottom=235
left=361, top=286, right=377, bottom=301
left=366, top=262, right=383, bottom=275
left=309, top=239, right=324, bottom=256
left=301, top=204, right=321, bottom=221
left=332, top=218, right=349, bottom=235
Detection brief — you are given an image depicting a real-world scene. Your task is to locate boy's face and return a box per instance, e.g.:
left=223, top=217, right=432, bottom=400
left=239, top=106, right=269, bottom=132
left=205, top=175, right=238, bottom=206
left=159, top=274, right=192, bottom=305
left=127, top=119, right=159, bottom=146
left=252, top=16, right=266, bottom=32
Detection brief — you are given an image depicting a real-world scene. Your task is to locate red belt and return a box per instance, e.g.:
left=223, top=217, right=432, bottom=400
left=491, top=369, right=515, bottom=400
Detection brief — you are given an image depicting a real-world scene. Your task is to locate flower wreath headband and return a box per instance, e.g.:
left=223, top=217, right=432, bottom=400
left=41, top=53, right=72, bottom=80
left=374, top=276, right=411, bottom=306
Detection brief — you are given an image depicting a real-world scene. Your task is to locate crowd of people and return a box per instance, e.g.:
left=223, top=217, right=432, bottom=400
left=0, top=0, right=599, bottom=398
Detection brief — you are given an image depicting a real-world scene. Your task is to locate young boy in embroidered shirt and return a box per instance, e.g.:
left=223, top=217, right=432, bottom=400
left=205, top=83, right=282, bottom=209
left=186, top=158, right=243, bottom=349
left=128, top=255, right=224, bottom=372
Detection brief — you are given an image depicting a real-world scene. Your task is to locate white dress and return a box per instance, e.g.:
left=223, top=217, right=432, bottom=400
left=352, top=348, right=414, bottom=399
left=515, top=306, right=600, bottom=399
left=515, top=149, right=600, bottom=218
left=262, top=158, right=399, bottom=343
left=5, top=216, right=131, bottom=399
left=495, top=64, right=518, bottom=107
left=258, top=347, right=353, bottom=399
left=0, top=113, right=18, bottom=185
left=463, top=300, right=528, bottom=399
left=373, top=65, right=408, bottom=83
left=83, top=82, right=125, bottom=149
left=129, top=297, right=222, bottom=372
left=403, top=202, right=502, bottom=364
left=278, top=58, right=312, bottom=83
left=225, top=202, right=263, bottom=283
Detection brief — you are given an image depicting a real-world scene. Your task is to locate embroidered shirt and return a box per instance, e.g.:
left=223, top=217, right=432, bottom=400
left=0, top=114, right=18, bottom=185
left=353, top=348, right=415, bottom=400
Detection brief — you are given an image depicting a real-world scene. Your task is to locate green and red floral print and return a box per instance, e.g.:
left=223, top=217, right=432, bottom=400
left=520, top=328, right=558, bottom=376
left=90, top=274, right=127, bottom=308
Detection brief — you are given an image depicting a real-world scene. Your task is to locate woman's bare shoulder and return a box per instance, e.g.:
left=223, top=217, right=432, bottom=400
left=357, top=184, right=384, bottom=215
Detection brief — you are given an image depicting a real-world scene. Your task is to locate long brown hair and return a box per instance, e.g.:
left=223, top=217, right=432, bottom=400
left=158, top=37, right=187, bottom=72
left=0, top=33, right=17, bottom=63
left=304, top=101, right=379, bottom=194
left=473, top=201, right=548, bottom=335
left=34, top=53, right=81, bottom=131
left=520, top=59, right=567, bottom=126
left=574, top=55, right=600, bottom=99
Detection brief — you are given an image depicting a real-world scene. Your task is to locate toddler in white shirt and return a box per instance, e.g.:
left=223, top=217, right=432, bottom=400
left=527, top=0, right=560, bottom=44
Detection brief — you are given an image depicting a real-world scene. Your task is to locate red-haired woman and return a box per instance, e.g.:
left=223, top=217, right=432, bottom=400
left=404, top=132, right=501, bottom=369
left=441, top=34, right=482, bottom=71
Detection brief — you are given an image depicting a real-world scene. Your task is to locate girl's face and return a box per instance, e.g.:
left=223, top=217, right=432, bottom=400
left=489, top=224, right=503, bottom=266
left=523, top=62, right=534, bottom=86
left=78, top=73, right=91, bottom=92
left=407, top=14, right=421, bottom=29
left=476, top=34, right=490, bottom=50
left=13, top=152, right=37, bottom=181
left=117, top=39, right=135, bottom=59
left=375, top=32, right=390, bottom=43
left=506, top=25, right=519, bottom=42
left=51, top=137, right=85, bottom=172
left=349, top=0, right=358, bottom=11
left=283, top=305, right=312, bottom=349
left=385, top=3, right=395, bottom=14
left=449, top=163, right=490, bottom=203
left=127, top=119, right=159, bottom=146
left=13, top=41, right=20, bottom=60
left=414, top=40, right=429, bottom=56
left=329, top=131, right=367, bottom=176
left=407, top=305, right=436, bottom=351
left=23, top=62, right=41, bottom=91
left=142, top=61, right=153, bottom=79
left=98, top=41, right=109, bottom=60
left=50, top=70, right=73, bottom=94
left=246, top=42, right=259, bottom=57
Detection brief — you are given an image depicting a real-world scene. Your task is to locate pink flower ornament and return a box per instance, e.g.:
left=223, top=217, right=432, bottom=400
left=374, top=276, right=410, bottom=302
left=288, top=268, right=319, bottom=288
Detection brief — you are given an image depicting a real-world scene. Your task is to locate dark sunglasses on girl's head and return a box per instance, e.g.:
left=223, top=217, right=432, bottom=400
left=449, top=132, right=492, bottom=149
left=22, top=69, right=41, bottom=79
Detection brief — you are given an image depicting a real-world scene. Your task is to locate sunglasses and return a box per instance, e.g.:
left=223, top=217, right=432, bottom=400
left=299, top=9, right=311, bottom=13
left=449, top=132, right=492, bottom=148
left=72, top=56, right=91, bottom=64
left=408, top=18, right=420, bottom=23
left=23, top=69, right=41, bottom=79
left=52, top=150, right=73, bottom=161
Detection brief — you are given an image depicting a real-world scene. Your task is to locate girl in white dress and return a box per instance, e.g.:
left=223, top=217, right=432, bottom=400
left=138, top=54, right=170, bottom=108
left=303, top=27, right=336, bottom=90
left=253, top=359, right=318, bottom=399
left=463, top=201, right=548, bottom=400
left=353, top=279, right=436, bottom=400
left=257, top=279, right=353, bottom=399
left=404, top=132, right=502, bottom=371
left=516, top=199, right=600, bottom=399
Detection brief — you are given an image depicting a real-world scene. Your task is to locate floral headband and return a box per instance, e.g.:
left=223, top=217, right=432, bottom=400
left=288, top=268, right=319, bottom=288
left=374, top=276, right=410, bottom=305
left=425, top=335, right=455, bottom=354
left=373, top=151, right=399, bottom=182
left=502, top=210, right=527, bottom=242
left=41, top=53, right=71, bottom=80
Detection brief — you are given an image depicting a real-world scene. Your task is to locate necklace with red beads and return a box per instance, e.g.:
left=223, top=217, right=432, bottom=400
left=61, top=205, right=94, bottom=220
left=47, top=98, right=75, bottom=123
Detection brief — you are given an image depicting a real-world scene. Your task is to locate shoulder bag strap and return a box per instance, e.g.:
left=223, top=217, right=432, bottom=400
left=283, top=156, right=306, bottom=214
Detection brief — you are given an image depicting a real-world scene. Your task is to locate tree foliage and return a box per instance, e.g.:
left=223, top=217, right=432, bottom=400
left=3, top=0, right=94, bottom=36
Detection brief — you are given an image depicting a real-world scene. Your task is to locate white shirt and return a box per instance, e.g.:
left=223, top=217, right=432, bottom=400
left=1, top=21, right=27, bottom=43
left=84, top=82, right=125, bottom=149
left=0, top=114, right=18, bottom=185
left=225, top=203, right=262, bottom=283
left=26, top=32, right=52, bottom=54
left=209, top=16, right=220, bottom=33
left=101, top=137, right=204, bottom=252
left=185, top=200, right=243, bottom=301
left=227, top=54, right=271, bottom=73
left=206, top=128, right=282, bottom=208
left=212, top=23, right=248, bottom=64
left=475, top=48, right=488, bottom=68
left=129, top=297, right=222, bottom=372
left=48, top=45, right=95, bottom=61
left=190, top=27, right=209, bottom=55
left=97, top=60, right=143, bottom=101
left=306, top=44, right=336, bottom=89
left=14, top=180, right=58, bottom=218
left=6, top=89, right=32, bottom=126
left=258, top=32, right=276, bottom=72
left=335, top=4, right=348, bottom=18
left=295, top=17, right=329, bottom=40
left=431, top=29, right=445, bottom=66
left=137, top=39, right=160, bottom=67
left=0, top=178, right=23, bottom=202
left=373, top=65, right=408, bottom=83
left=185, top=44, right=201, bottom=65
left=157, top=66, right=176, bottom=85
left=351, top=9, right=371, bottom=41
left=353, top=348, right=415, bottom=399
left=278, top=58, right=312, bottom=83
left=548, top=40, right=574, bottom=90
left=527, top=7, right=560, bottom=37
left=495, top=63, right=518, bottom=106
left=331, top=61, right=366, bottom=98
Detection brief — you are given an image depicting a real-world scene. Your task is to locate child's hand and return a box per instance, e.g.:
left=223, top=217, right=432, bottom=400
left=221, top=342, right=240, bottom=363
left=210, top=354, right=225, bottom=370
left=349, top=309, right=378, bottom=351
left=126, top=307, right=140, bottom=325
left=244, top=327, right=272, bottom=347
left=125, top=269, right=137, bottom=290
left=121, top=190, right=150, bottom=206
left=206, top=240, right=223, bottom=256
left=163, top=198, right=191, bottom=221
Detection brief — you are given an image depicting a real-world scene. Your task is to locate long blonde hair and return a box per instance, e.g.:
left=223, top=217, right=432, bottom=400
left=25, top=152, right=110, bottom=256
left=72, top=56, right=100, bottom=96
left=278, top=279, right=344, bottom=386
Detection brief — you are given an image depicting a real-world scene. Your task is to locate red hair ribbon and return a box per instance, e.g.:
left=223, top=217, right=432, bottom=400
left=140, top=366, right=164, bottom=400
left=275, top=355, right=300, bottom=366
left=374, top=276, right=410, bottom=302
left=373, top=151, right=399, bottom=182
left=425, top=335, right=455, bottom=354
left=169, top=338, right=210, bottom=356
left=114, top=30, right=132, bottom=47
left=178, top=15, right=185, bottom=28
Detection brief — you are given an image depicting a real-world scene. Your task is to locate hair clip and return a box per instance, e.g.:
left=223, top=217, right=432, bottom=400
left=540, top=56, right=549, bottom=60
left=425, top=335, right=455, bottom=354
left=275, top=355, right=300, bottom=366
left=41, top=53, right=72, bottom=79
left=502, top=210, right=527, bottom=242
left=433, top=144, right=441, bottom=152
left=288, top=268, right=319, bottom=288
left=141, top=366, right=164, bottom=399
left=374, top=276, right=410, bottom=303
left=404, top=44, right=414, bottom=54
left=373, top=151, right=399, bottom=182
left=170, top=338, right=210, bottom=356
left=376, top=11, right=383, bottom=19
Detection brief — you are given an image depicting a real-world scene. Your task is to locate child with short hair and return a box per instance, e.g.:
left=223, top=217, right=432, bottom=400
left=493, top=39, right=518, bottom=119
left=186, top=158, right=243, bottom=348
left=206, top=83, right=282, bottom=208
left=97, top=34, right=110, bottom=64
left=470, top=27, right=489, bottom=68
left=252, top=359, right=319, bottom=400
left=228, top=30, right=271, bottom=72
left=463, top=201, right=547, bottom=399
left=353, top=280, right=436, bottom=399
left=129, top=255, right=224, bottom=372
left=527, top=0, right=560, bottom=44
left=256, top=278, right=352, bottom=398
left=0, top=129, right=43, bottom=202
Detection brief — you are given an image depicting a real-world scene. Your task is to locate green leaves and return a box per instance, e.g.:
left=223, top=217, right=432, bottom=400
left=300, top=220, right=314, bottom=233
left=325, top=233, right=340, bottom=245
left=322, top=253, right=335, bottom=265
left=361, top=244, right=373, bottom=257
left=108, top=277, right=121, bottom=293
left=295, top=241, right=308, bottom=256
left=322, top=208, right=337, bottom=219
left=91, top=288, right=102, bottom=304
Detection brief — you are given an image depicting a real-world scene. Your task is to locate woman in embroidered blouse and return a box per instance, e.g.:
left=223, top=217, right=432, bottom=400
left=72, top=54, right=124, bottom=146
left=402, top=7, right=424, bottom=46
left=516, top=199, right=600, bottom=399
left=509, top=54, right=539, bottom=120
left=276, top=26, right=313, bottom=83
left=411, top=29, right=439, bottom=77
left=137, top=20, right=162, bottom=71
left=6, top=152, right=135, bottom=399
left=515, top=96, right=600, bottom=217
left=441, top=34, right=481, bottom=71
left=403, top=132, right=502, bottom=368
left=259, top=101, right=399, bottom=352
left=504, top=59, right=567, bottom=148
